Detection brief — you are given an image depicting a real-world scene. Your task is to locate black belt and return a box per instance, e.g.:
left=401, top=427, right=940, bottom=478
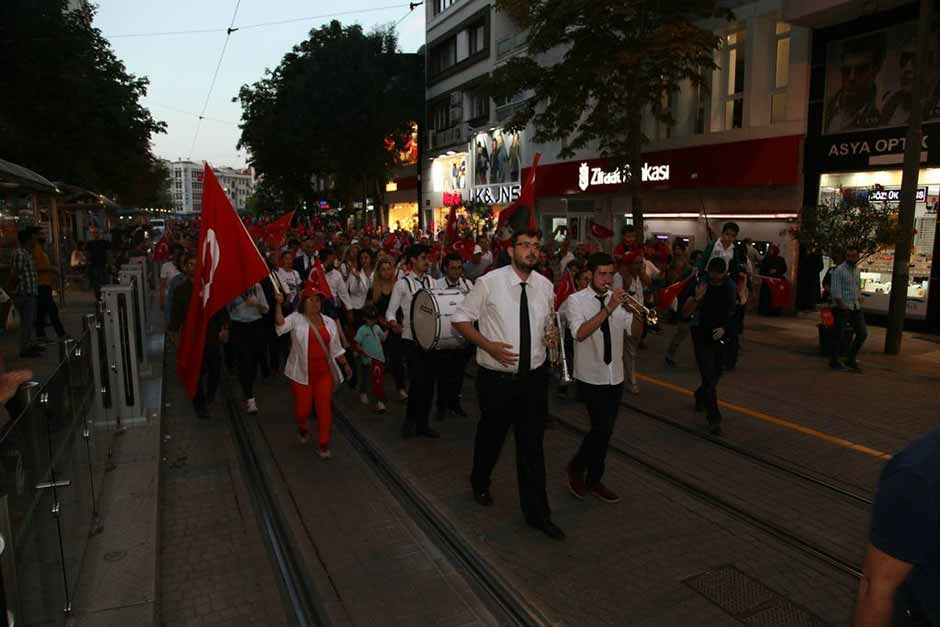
left=479, top=364, right=547, bottom=382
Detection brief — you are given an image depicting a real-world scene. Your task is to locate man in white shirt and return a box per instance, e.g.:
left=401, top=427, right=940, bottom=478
left=453, top=230, right=564, bottom=541
left=386, top=244, right=440, bottom=440
left=434, top=252, right=474, bottom=421
left=612, top=251, right=646, bottom=394
left=318, top=247, right=352, bottom=321
left=565, top=253, right=641, bottom=504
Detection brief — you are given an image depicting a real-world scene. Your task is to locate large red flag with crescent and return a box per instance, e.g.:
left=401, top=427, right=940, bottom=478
left=263, top=211, right=295, bottom=248
left=152, top=227, right=172, bottom=263
left=554, top=270, right=577, bottom=311
left=177, top=164, right=270, bottom=398
left=305, top=258, right=334, bottom=301
left=658, top=277, right=691, bottom=310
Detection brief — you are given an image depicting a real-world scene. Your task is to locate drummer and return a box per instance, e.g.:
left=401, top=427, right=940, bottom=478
left=385, top=243, right=440, bottom=439
left=434, top=252, right=474, bottom=421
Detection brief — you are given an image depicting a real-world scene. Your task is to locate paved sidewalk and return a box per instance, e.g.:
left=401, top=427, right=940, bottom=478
left=157, top=349, right=290, bottom=627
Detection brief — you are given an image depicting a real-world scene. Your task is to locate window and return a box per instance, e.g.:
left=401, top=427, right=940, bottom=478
left=694, top=68, right=713, bottom=134
left=467, top=89, right=488, bottom=120
left=468, top=23, right=485, bottom=55
left=430, top=37, right=457, bottom=76
left=434, top=0, right=458, bottom=16
left=723, top=28, right=746, bottom=129
left=654, top=90, right=678, bottom=140
left=772, top=22, right=791, bottom=124
left=430, top=100, right=451, bottom=131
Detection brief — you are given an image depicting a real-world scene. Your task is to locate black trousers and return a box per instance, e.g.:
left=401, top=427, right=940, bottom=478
left=403, top=339, right=436, bottom=431
left=692, top=328, right=725, bottom=423
left=831, top=308, right=868, bottom=365
left=571, top=381, right=622, bottom=486
left=383, top=332, right=407, bottom=391
left=35, top=284, right=65, bottom=338
left=230, top=319, right=265, bottom=399
left=193, top=345, right=222, bottom=412
left=435, top=347, right=471, bottom=411
left=724, top=305, right=744, bottom=369
left=472, top=365, right=551, bottom=525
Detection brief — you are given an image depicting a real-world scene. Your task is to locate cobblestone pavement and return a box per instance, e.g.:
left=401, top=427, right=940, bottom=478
left=249, top=378, right=501, bottom=627
left=317, top=379, right=859, bottom=626
left=157, top=351, right=289, bottom=627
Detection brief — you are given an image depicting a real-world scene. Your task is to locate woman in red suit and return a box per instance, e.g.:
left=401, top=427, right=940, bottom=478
left=274, top=286, right=352, bottom=459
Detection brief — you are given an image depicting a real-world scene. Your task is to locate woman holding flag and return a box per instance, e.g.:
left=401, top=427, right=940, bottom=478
left=274, top=284, right=353, bottom=459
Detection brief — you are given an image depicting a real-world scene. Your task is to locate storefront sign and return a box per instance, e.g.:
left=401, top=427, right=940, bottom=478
left=869, top=187, right=928, bottom=202
left=826, top=134, right=929, bottom=158
left=442, top=191, right=463, bottom=206
left=577, top=162, right=670, bottom=191
left=471, top=184, right=520, bottom=205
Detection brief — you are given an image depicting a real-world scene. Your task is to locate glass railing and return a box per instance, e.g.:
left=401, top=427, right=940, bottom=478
left=0, top=315, right=108, bottom=627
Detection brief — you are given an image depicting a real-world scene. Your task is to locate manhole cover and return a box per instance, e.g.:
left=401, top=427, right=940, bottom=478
left=684, top=565, right=830, bottom=626
left=103, top=550, right=127, bottom=562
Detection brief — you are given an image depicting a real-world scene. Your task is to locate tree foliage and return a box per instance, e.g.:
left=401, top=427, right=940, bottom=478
left=236, top=21, right=423, bottom=216
left=794, top=191, right=900, bottom=259
left=490, top=0, right=731, bottom=231
left=0, top=0, right=168, bottom=206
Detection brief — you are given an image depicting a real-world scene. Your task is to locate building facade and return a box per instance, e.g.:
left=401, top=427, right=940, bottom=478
left=165, top=160, right=255, bottom=214
left=422, top=0, right=811, bottom=278
left=789, top=0, right=940, bottom=324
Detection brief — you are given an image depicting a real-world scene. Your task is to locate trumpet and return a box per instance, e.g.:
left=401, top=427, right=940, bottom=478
left=546, top=311, right=573, bottom=385
left=613, top=291, right=659, bottom=327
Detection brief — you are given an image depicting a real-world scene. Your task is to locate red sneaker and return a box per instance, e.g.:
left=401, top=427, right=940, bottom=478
left=567, top=463, right=588, bottom=499
left=590, top=483, right=621, bottom=504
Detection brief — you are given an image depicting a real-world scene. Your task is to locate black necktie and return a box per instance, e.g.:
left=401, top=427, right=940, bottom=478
left=518, top=282, right=531, bottom=376
left=597, top=294, right=611, bottom=364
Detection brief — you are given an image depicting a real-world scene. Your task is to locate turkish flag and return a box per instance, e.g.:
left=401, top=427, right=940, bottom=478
left=589, top=220, right=613, bottom=239
left=153, top=227, right=172, bottom=263
left=176, top=164, right=270, bottom=398
left=658, top=277, right=691, bottom=310
left=554, top=271, right=577, bottom=311
left=444, top=205, right=457, bottom=246
left=497, top=153, right=540, bottom=243
left=263, top=211, right=294, bottom=248
left=762, top=276, right=792, bottom=309
left=305, top=258, right=334, bottom=301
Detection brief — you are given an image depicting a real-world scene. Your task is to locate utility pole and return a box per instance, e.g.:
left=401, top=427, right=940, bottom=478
left=885, top=0, right=931, bottom=354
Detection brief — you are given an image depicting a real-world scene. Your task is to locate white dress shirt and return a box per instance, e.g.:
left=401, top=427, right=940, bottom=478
left=347, top=269, right=373, bottom=310
left=566, top=287, right=634, bottom=386
left=275, top=313, right=346, bottom=386
left=708, top=240, right=735, bottom=267
left=385, top=271, right=431, bottom=341
left=435, top=275, right=473, bottom=294
left=453, top=265, right=554, bottom=373
left=326, top=268, right=352, bottom=309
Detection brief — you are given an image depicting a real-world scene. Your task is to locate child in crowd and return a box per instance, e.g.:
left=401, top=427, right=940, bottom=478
left=354, top=305, right=388, bottom=413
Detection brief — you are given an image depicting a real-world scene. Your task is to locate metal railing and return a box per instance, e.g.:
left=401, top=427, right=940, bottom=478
left=0, top=314, right=110, bottom=626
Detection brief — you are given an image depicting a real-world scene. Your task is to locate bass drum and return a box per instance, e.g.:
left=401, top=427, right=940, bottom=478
left=411, top=289, right=467, bottom=351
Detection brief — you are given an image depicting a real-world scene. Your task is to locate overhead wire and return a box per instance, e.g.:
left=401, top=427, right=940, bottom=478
left=148, top=102, right=238, bottom=126
left=187, top=0, right=243, bottom=160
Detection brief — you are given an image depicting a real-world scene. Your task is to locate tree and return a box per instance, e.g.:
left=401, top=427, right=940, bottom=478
left=490, top=0, right=731, bottom=235
left=236, top=21, right=423, bottom=219
left=793, top=191, right=899, bottom=260
left=0, top=0, right=167, bottom=205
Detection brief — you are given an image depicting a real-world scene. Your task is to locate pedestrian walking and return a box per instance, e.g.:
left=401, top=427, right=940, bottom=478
left=372, top=256, right=408, bottom=401
left=852, top=428, right=940, bottom=627
left=32, top=232, right=67, bottom=342
left=682, top=257, right=737, bottom=436
left=10, top=229, right=43, bottom=358
left=275, top=286, right=352, bottom=459
left=665, top=250, right=703, bottom=367
left=829, top=246, right=868, bottom=372
left=565, top=253, right=640, bottom=504
left=353, top=304, right=387, bottom=413
left=227, top=283, right=269, bottom=415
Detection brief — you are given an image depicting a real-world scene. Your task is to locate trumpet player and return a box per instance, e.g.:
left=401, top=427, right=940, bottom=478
left=565, top=253, right=642, bottom=503
left=453, top=229, right=564, bottom=541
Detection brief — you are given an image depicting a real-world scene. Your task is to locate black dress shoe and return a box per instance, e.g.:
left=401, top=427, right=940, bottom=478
left=528, top=520, right=565, bottom=541
left=450, top=405, right=468, bottom=418
left=473, top=489, right=494, bottom=506
left=416, top=427, right=440, bottom=439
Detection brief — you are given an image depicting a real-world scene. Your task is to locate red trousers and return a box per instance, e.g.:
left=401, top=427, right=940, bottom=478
left=290, top=374, right=334, bottom=448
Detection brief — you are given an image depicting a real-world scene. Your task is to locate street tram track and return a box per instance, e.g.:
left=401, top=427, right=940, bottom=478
left=616, top=397, right=874, bottom=507
left=332, top=405, right=553, bottom=627
left=549, top=414, right=864, bottom=581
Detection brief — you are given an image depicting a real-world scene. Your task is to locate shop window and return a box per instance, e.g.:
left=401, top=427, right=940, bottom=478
left=723, top=28, right=746, bottom=130
left=772, top=22, right=791, bottom=124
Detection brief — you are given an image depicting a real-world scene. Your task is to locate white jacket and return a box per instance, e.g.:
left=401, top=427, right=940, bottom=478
left=275, top=312, right=346, bottom=386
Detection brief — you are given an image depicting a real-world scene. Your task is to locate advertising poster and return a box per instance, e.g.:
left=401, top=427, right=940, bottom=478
left=431, top=153, right=468, bottom=193
left=823, top=17, right=940, bottom=134
left=472, top=129, right=523, bottom=187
